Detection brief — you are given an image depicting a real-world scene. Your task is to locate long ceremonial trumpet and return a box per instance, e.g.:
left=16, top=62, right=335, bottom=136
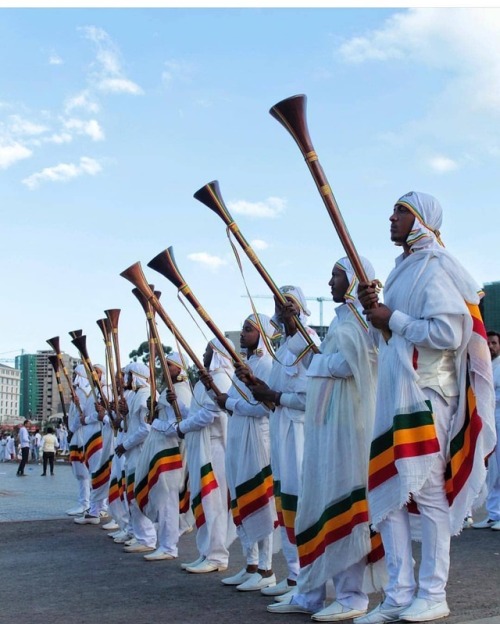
left=46, top=336, right=83, bottom=415
left=147, top=247, right=273, bottom=407
left=104, top=309, right=127, bottom=431
left=96, top=318, right=121, bottom=431
left=71, top=334, right=110, bottom=412
left=47, top=354, right=69, bottom=426
left=269, top=94, right=370, bottom=286
left=132, top=286, right=183, bottom=423
left=120, top=261, right=223, bottom=398
left=194, top=180, right=319, bottom=355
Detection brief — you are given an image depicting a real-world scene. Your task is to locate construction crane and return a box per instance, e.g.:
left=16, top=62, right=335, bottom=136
left=0, top=349, right=24, bottom=365
left=242, top=295, right=331, bottom=328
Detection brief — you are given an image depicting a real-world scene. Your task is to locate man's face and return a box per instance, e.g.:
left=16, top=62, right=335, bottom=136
left=488, top=334, right=500, bottom=360
left=390, top=204, right=415, bottom=245
left=203, top=343, right=213, bottom=369
left=329, top=265, right=349, bottom=303
left=240, top=321, right=260, bottom=351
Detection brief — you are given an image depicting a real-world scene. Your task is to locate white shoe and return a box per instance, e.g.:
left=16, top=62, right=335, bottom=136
left=274, top=587, right=299, bottom=602
left=123, top=543, right=155, bottom=553
left=108, top=529, right=123, bottom=539
left=99, top=509, right=110, bottom=518
left=267, top=598, right=314, bottom=614
left=113, top=531, right=131, bottom=544
left=462, top=516, right=474, bottom=529
left=181, top=556, right=205, bottom=570
left=354, top=603, right=410, bottom=624
left=237, top=572, right=276, bottom=592
left=186, top=560, right=228, bottom=573
left=144, top=548, right=177, bottom=561
left=221, top=568, right=252, bottom=586
left=472, top=517, right=496, bottom=529
left=124, top=537, right=138, bottom=547
left=180, top=525, right=194, bottom=536
left=261, top=578, right=297, bottom=596
left=102, top=520, right=120, bottom=531
left=399, top=599, right=449, bottom=622
left=66, top=506, right=88, bottom=516
left=312, top=601, right=367, bottom=622
left=74, top=513, right=100, bottom=525
left=491, top=520, right=500, bottom=530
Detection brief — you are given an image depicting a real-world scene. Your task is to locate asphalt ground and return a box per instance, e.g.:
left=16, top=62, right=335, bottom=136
left=1, top=460, right=500, bottom=624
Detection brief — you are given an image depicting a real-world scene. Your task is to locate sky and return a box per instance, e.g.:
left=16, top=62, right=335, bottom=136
left=2, top=6, right=500, bottom=369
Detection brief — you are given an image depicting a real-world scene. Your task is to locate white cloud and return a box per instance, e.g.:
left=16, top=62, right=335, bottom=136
left=250, top=239, right=269, bottom=250
left=187, top=252, right=227, bottom=270
left=98, top=78, right=143, bottom=95
left=162, top=59, right=195, bottom=87
left=0, top=141, right=32, bottom=169
left=65, top=91, right=100, bottom=114
left=49, top=53, right=63, bottom=66
left=339, top=8, right=500, bottom=113
left=45, top=132, right=73, bottom=145
left=427, top=155, right=459, bottom=173
left=8, top=115, right=47, bottom=136
left=81, top=25, right=143, bottom=96
left=22, top=156, right=102, bottom=189
left=228, top=197, right=286, bottom=219
left=64, top=118, right=105, bottom=141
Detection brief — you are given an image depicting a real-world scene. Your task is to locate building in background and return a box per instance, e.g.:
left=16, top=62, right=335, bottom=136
left=0, top=364, right=21, bottom=425
left=482, top=281, right=500, bottom=333
left=15, top=351, right=80, bottom=424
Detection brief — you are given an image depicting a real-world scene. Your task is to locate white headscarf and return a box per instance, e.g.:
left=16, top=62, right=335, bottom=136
left=245, top=313, right=280, bottom=357
left=73, top=363, right=91, bottom=394
left=334, top=256, right=376, bottom=305
left=93, top=363, right=107, bottom=385
left=166, top=351, right=189, bottom=381
left=209, top=338, right=235, bottom=375
left=395, top=191, right=444, bottom=252
left=128, top=361, right=150, bottom=390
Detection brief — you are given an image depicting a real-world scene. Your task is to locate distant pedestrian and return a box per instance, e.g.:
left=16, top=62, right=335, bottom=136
left=33, top=429, right=42, bottom=463
left=5, top=434, right=15, bottom=461
left=41, top=427, right=59, bottom=476
left=0, top=434, right=6, bottom=462
left=17, top=420, right=31, bottom=476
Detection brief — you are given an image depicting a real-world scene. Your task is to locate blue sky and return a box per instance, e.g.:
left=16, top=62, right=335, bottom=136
left=2, top=7, right=500, bottom=368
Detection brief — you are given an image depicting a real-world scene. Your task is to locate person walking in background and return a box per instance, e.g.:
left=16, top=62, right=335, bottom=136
left=41, top=427, right=59, bottom=476
left=16, top=420, right=31, bottom=476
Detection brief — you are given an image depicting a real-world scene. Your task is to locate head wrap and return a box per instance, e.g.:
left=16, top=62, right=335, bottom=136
left=209, top=338, right=235, bottom=375
left=73, top=363, right=91, bottom=394
left=166, top=351, right=189, bottom=381
left=334, top=256, right=376, bottom=305
left=277, top=285, right=311, bottom=326
left=395, top=191, right=444, bottom=251
left=128, top=361, right=150, bottom=390
left=93, top=363, right=107, bottom=384
left=245, top=313, right=280, bottom=357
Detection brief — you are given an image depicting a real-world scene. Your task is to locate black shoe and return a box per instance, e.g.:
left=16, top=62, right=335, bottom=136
left=41, top=473, right=46, bottom=476
left=50, top=473, right=54, bottom=476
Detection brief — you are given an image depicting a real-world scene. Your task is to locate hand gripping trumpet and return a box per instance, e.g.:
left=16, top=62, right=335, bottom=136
left=131, top=286, right=183, bottom=424
left=47, top=354, right=69, bottom=426
left=120, top=261, right=224, bottom=399
left=46, top=336, right=83, bottom=416
left=147, top=247, right=274, bottom=408
left=194, top=179, right=319, bottom=355
left=70, top=334, right=111, bottom=413
left=96, top=318, right=121, bottom=431
left=103, top=309, right=127, bottom=431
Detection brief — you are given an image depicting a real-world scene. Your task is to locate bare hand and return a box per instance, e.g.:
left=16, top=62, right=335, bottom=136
left=248, top=380, right=278, bottom=403
left=115, top=444, right=126, bottom=457
left=215, top=393, right=228, bottom=409
left=363, top=304, right=393, bottom=332
left=166, top=390, right=176, bottom=405
left=199, top=371, right=213, bottom=390
left=358, top=281, right=380, bottom=310
left=234, top=363, right=252, bottom=384
left=95, top=402, right=106, bottom=422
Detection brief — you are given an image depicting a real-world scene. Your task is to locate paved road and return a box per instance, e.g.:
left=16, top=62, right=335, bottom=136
left=1, top=460, right=500, bottom=624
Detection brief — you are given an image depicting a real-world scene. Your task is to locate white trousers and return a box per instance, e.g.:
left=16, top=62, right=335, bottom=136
left=486, top=409, right=500, bottom=521
left=242, top=535, right=273, bottom=570
left=157, top=485, right=180, bottom=555
left=129, top=499, right=157, bottom=547
left=293, top=560, right=369, bottom=611
left=380, top=390, right=456, bottom=606
left=195, top=437, right=230, bottom=566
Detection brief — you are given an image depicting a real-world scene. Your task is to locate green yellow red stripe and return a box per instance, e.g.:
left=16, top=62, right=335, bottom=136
left=231, top=464, right=274, bottom=526
left=135, top=447, right=183, bottom=511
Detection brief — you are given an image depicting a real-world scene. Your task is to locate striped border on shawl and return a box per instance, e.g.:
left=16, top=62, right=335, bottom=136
left=179, top=473, right=190, bottom=514
left=126, top=472, right=135, bottom=503
left=368, top=401, right=440, bottom=491
left=135, top=447, right=183, bottom=511
left=191, top=462, right=219, bottom=528
left=273, top=479, right=298, bottom=544
left=367, top=528, right=385, bottom=564
left=84, top=430, right=103, bottom=466
left=108, top=471, right=125, bottom=504
left=444, top=303, right=486, bottom=505
left=92, top=455, right=112, bottom=490
left=230, top=464, right=273, bottom=527
left=296, top=486, right=369, bottom=568
left=69, top=444, right=84, bottom=463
